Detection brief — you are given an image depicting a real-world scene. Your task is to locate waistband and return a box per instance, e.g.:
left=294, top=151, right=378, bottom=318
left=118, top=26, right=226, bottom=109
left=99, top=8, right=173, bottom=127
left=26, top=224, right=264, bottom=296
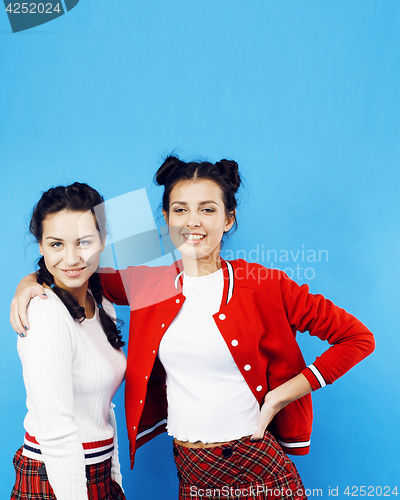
left=23, top=432, right=115, bottom=465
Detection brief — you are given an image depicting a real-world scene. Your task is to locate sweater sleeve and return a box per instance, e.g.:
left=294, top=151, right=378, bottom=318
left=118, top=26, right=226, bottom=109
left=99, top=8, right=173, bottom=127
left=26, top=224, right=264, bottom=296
left=279, top=274, right=375, bottom=391
left=18, top=296, right=88, bottom=500
left=108, top=403, right=123, bottom=490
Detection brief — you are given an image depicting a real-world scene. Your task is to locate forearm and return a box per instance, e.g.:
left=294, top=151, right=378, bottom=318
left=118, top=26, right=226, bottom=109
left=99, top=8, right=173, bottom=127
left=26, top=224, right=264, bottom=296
left=40, top=436, right=87, bottom=500
left=108, top=404, right=124, bottom=489
left=11, top=272, right=46, bottom=334
left=265, top=372, right=312, bottom=414
left=19, top=272, right=38, bottom=285
left=251, top=373, right=312, bottom=440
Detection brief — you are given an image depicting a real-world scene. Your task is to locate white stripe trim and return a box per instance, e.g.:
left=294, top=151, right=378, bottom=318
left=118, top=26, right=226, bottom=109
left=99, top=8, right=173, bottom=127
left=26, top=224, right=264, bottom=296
left=84, top=443, right=114, bottom=454
left=226, top=261, right=234, bottom=303
left=22, top=441, right=115, bottom=464
left=174, top=271, right=183, bottom=290
left=308, top=363, right=327, bottom=388
left=278, top=439, right=311, bottom=448
left=85, top=448, right=114, bottom=465
left=23, top=447, right=44, bottom=461
left=136, top=418, right=167, bottom=440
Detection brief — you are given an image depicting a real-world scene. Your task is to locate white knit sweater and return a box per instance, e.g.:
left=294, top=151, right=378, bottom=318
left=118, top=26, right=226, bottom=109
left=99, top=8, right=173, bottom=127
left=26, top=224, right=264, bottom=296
left=17, top=289, right=127, bottom=500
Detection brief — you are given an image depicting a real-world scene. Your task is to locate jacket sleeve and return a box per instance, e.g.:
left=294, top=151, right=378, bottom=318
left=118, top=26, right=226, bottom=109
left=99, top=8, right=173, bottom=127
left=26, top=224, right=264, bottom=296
left=18, top=296, right=87, bottom=500
left=279, top=273, right=375, bottom=391
left=99, top=267, right=135, bottom=306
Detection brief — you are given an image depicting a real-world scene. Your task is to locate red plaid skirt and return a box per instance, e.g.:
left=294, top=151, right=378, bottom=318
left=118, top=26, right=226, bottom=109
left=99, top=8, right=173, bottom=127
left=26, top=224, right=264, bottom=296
left=10, top=446, right=126, bottom=500
left=173, top=432, right=307, bottom=500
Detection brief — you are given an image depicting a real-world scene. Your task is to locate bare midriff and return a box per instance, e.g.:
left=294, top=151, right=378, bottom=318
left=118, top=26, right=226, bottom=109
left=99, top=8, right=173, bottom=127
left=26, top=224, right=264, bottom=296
left=174, top=435, right=251, bottom=449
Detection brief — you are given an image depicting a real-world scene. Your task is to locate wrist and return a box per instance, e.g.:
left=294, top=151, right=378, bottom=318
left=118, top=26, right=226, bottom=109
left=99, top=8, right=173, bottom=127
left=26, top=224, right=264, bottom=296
left=264, top=389, right=285, bottom=413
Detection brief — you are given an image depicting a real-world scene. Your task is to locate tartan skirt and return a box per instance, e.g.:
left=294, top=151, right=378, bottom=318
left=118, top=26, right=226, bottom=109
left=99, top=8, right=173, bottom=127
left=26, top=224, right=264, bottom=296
left=173, top=432, right=307, bottom=500
left=10, top=446, right=126, bottom=500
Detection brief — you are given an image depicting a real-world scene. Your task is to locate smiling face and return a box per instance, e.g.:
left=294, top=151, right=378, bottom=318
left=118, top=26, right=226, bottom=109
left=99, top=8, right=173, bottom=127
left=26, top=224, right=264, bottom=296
left=164, top=179, right=235, bottom=276
left=39, top=209, right=104, bottom=294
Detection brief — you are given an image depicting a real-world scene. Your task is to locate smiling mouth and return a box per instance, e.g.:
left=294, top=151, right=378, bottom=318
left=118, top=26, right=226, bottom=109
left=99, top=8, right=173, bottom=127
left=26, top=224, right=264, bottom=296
left=60, top=268, right=86, bottom=277
left=183, top=234, right=206, bottom=242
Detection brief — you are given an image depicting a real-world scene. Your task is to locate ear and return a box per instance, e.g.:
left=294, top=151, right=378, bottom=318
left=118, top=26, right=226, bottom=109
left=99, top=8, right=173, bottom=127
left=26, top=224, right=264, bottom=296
left=224, top=210, right=236, bottom=232
left=39, top=243, right=43, bottom=256
left=100, top=236, right=106, bottom=253
left=162, top=209, right=169, bottom=226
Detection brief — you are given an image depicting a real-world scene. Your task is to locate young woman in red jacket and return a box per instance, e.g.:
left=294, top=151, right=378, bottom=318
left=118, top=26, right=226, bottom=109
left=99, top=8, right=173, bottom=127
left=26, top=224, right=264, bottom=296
left=11, top=156, right=375, bottom=500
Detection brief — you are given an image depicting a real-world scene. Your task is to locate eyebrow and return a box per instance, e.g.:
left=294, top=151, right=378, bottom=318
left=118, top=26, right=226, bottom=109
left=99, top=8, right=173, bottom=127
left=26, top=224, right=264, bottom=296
left=45, top=234, right=95, bottom=241
left=170, top=200, right=219, bottom=207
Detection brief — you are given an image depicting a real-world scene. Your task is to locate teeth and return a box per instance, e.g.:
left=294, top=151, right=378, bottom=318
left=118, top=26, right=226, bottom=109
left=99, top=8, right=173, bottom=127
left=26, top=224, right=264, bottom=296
left=184, top=234, right=205, bottom=241
left=64, top=269, right=83, bottom=274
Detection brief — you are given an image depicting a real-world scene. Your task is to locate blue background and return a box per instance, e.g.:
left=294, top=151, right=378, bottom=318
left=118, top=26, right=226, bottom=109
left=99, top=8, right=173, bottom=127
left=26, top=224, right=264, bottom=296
left=1, top=1, right=399, bottom=498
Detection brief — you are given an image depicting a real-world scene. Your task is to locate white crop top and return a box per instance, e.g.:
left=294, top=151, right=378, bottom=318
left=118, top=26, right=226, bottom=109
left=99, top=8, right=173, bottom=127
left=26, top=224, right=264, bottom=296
left=158, top=269, right=259, bottom=443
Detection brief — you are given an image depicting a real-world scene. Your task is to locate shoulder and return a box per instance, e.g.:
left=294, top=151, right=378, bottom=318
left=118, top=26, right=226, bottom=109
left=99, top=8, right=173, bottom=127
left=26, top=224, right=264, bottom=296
left=26, top=290, right=76, bottom=335
left=19, top=291, right=76, bottom=356
left=227, top=259, right=305, bottom=305
left=228, top=259, right=288, bottom=287
left=27, top=289, right=70, bottom=318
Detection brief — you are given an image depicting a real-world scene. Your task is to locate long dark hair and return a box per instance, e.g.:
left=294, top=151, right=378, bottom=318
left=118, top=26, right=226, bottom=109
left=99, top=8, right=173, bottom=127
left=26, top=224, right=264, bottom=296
left=29, top=182, right=124, bottom=349
left=154, top=154, right=242, bottom=235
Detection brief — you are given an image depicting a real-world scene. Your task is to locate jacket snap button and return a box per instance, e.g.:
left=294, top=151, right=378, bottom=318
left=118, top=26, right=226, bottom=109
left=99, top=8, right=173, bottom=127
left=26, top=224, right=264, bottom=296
left=244, top=364, right=251, bottom=371
left=219, top=314, right=226, bottom=320
left=133, top=426, right=136, bottom=430
left=256, top=385, right=262, bottom=391
left=139, top=400, right=143, bottom=404
left=161, top=324, right=165, bottom=328
left=176, top=299, right=180, bottom=303
left=222, top=448, right=233, bottom=458
left=231, top=339, right=238, bottom=346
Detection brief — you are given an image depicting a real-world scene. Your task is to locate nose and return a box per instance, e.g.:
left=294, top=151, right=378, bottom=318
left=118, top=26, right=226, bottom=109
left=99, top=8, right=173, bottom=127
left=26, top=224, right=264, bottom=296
left=63, top=246, right=82, bottom=266
left=185, top=215, right=201, bottom=228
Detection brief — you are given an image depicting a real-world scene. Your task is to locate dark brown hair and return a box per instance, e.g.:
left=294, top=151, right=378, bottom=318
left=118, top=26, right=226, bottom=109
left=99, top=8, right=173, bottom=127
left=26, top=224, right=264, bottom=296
left=155, top=155, right=241, bottom=234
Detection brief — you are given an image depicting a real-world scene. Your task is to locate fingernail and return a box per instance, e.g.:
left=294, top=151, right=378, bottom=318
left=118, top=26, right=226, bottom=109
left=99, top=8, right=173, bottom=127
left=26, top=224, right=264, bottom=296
left=18, top=332, right=25, bottom=338
left=250, top=439, right=256, bottom=442
left=24, top=326, right=28, bottom=330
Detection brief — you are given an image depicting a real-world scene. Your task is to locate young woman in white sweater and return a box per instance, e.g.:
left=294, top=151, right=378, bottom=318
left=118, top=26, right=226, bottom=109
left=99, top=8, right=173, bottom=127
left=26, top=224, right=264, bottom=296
left=10, top=183, right=127, bottom=500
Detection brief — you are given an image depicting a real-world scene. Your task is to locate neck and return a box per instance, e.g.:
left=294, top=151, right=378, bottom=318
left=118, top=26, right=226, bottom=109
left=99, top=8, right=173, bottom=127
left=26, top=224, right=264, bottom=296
left=73, top=287, right=90, bottom=309
left=182, top=252, right=222, bottom=277
left=52, top=279, right=90, bottom=310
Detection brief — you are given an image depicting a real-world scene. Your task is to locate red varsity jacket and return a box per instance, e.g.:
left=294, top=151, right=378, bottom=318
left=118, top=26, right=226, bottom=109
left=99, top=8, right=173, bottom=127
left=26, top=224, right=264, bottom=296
left=100, top=259, right=375, bottom=469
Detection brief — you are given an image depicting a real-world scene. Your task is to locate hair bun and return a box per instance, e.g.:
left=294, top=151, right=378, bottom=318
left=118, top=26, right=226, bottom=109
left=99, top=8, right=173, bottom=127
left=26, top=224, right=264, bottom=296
left=155, top=155, right=184, bottom=187
left=216, top=159, right=241, bottom=192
